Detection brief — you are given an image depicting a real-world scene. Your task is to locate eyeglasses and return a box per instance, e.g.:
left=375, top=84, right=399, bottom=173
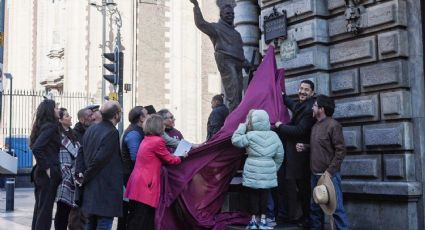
left=313, top=103, right=318, bottom=107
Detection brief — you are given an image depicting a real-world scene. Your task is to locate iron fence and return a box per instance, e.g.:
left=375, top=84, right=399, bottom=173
left=0, top=90, right=94, bottom=169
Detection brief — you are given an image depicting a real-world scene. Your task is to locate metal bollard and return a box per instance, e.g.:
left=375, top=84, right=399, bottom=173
left=5, top=177, right=15, bottom=212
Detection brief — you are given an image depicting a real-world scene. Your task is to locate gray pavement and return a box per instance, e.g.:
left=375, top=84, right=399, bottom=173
left=0, top=188, right=311, bottom=230
left=0, top=188, right=120, bottom=230
left=0, top=188, right=35, bottom=230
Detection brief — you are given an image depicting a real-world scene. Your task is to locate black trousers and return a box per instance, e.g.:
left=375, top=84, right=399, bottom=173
left=54, top=201, right=72, bottom=230
left=127, top=200, right=155, bottom=230
left=31, top=165, right=61, bottom=230
left=279, top=178, right=310, bottom=221
left=118, top=173, right=131, bottom=230
left=68, top=207, right=87, bottom=230
left=246, top=187, right=269, bottom=215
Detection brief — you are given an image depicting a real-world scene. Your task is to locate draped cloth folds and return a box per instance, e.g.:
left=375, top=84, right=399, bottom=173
left=156, top=46, right=290, bottom=230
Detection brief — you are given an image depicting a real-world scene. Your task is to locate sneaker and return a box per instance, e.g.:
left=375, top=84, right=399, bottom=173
left=246, top=220, right=258, bottom=229
left=258, top=219, right=273, bottom=229
left=266, top=217, right=277, bottom=227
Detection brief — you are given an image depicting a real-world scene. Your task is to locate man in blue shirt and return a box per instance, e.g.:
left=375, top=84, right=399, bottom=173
left=118, top=106, right=149, bottom=230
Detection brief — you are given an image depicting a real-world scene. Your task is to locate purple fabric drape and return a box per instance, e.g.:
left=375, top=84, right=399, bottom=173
left=156, top=46, right=290, bottom=230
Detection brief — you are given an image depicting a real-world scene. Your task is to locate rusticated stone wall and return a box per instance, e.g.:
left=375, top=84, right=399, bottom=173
left=239, top=0, right=425, bottom=229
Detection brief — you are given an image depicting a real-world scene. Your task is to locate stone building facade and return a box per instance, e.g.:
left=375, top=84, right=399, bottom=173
left=234, top=0, right=425, bottom=228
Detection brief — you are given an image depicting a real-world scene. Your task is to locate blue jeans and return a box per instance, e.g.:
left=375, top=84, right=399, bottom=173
left=86, top=215, right=113, bottom=230
left=266, top=190, right=275, bottom=219
left=310, top=173, right=348, bottom=230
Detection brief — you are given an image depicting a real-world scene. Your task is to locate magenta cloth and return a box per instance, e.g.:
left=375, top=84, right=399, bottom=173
left=155, top=46, right=290, bottom=230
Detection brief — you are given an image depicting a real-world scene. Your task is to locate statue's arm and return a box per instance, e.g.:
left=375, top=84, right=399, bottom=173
left=191, top=2, right=217, bottom=38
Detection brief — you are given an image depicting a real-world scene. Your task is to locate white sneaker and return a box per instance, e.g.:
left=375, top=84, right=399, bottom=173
left=258, top=219, right=273, bottom=229
left=266, top=218, right=277, bottom=227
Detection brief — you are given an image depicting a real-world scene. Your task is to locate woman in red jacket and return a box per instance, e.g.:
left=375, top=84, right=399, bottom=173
left=125, top=114, right=183, bottom=230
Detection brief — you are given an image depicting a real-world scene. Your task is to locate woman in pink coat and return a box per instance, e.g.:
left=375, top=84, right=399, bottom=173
left=125, top=114, right=183, bottom=230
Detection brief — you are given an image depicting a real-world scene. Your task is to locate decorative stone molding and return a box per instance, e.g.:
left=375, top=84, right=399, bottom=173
left=334, top=95, right=379, bottom=122
left=360, top=60, right=409, bottom=92
left=341, top=155, right=381, bottom=179
left=343, top=126, right=362, bottom=152
left=363, top=122, right=413, bottom=151
left=330, top=68, right=360, bottom=96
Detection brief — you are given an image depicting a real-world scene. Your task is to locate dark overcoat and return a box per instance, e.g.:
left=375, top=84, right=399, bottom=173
left=80, top=120, right=123, bottom=217
left=276, top=95, right=316, bottom=179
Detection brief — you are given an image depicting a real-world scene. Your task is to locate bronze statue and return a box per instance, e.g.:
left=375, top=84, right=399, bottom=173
left=190, top=0, right=246, bottom=112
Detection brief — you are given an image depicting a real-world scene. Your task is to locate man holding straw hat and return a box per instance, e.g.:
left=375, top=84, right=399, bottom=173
left=296, top=94, right=349, bottom=229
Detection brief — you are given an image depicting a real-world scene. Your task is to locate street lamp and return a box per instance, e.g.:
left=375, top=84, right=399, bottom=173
left=4, top=73, right=12, bottom=156
left=89, top=0, right=120, bottom=102
left=91, top=0, right=123, bottom=134
left=3, top=73, right=15, bottom=212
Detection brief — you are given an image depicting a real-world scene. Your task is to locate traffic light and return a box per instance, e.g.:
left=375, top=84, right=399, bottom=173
left=103, top=46, right=123, bottom=93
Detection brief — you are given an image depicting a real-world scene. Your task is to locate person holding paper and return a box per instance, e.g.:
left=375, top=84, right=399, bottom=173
left=125, top=115, right=186, bottom=230
left=157, top=109, right=183, bottom=153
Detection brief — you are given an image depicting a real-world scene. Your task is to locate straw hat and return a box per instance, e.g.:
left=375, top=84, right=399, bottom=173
left=313, top=173, right=337, bottom=215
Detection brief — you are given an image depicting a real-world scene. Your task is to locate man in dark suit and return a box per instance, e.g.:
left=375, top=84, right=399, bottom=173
left=274, top=80, right=316, bottom=228
left=79, top=101, right=123, bottom=230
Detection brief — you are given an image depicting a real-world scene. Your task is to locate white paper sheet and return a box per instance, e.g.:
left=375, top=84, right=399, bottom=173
left=174, top=139, right=192, bottom=157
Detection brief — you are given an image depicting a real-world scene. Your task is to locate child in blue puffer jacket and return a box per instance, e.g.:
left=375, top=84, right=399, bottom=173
left=232, top=109, right=284, bottom=229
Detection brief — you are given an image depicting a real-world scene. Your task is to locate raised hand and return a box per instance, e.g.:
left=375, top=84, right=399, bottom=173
left=189, top=0, right=199, bottom=6
left=275, top=121, right=282, bottom=128
left=295, top=143, right=305, bottom=152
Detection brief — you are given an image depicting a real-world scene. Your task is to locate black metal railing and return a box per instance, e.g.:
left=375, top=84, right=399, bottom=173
left=0, top=90, right=93, bottom=169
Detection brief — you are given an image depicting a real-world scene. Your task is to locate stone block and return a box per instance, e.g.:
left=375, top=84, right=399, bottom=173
left=260, top=18, right=329, bottom=50
left=260, top=0, right=328, bottom=25
left=328, top=15, right=347, bottom=38
left=380, top=90, right=412, bottom=120
left=341, top=155, right=380, bottom=179
left=345, top=199, right=419, bottom=230
left=384, top=154, right=415, bottom=181
left=329, top=0, right=407, bottom=41
left=342, top=181, right=421, bottom=196
left=327, top=0, right=375, bottom=12
left=364, top=0, right=407, bottom=28
left=360, top=60, right=409, bottom=92
left=259, top=0, right=283, bottom=8
left=333, top=95, right=379, bottom=122
left=363, top=122, right=413, bottom=150
left=343, top=126, right=362, bottom=152
left=378, top=29, right=409, bottom=60
left=284, top=73, right=330, bottom=96
left=330, top=36, right=377, bottom=68
left=330, top=68, right=359, bottom=96
left=277, top=45, right=329, bottom=76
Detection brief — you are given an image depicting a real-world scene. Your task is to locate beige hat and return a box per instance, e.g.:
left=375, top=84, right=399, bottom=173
left=313, top=173, right=336, bottom=215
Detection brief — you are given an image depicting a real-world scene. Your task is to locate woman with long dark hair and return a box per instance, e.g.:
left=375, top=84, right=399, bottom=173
left=54, top=108, right=81, bottom=230
left=30, top=99, right=62, bottom=230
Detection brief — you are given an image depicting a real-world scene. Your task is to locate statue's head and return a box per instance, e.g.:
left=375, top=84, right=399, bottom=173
left=220, top=4, right=234, bottom=25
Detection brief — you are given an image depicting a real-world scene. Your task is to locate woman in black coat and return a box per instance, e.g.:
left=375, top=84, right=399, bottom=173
left=206, top=94, right=229, bottom=141
left=30, top=99, right=62, bottom=230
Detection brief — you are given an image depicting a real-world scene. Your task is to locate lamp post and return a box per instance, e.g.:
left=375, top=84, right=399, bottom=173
left=92, top=1, right=124, bottom=134
left=4, top=73, right=14, bottom=212
left=106, top=4, right=124, bottom=135
left=90, top=0, right=118, bottom=102
left=4, top=73, right=12, bottom=156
